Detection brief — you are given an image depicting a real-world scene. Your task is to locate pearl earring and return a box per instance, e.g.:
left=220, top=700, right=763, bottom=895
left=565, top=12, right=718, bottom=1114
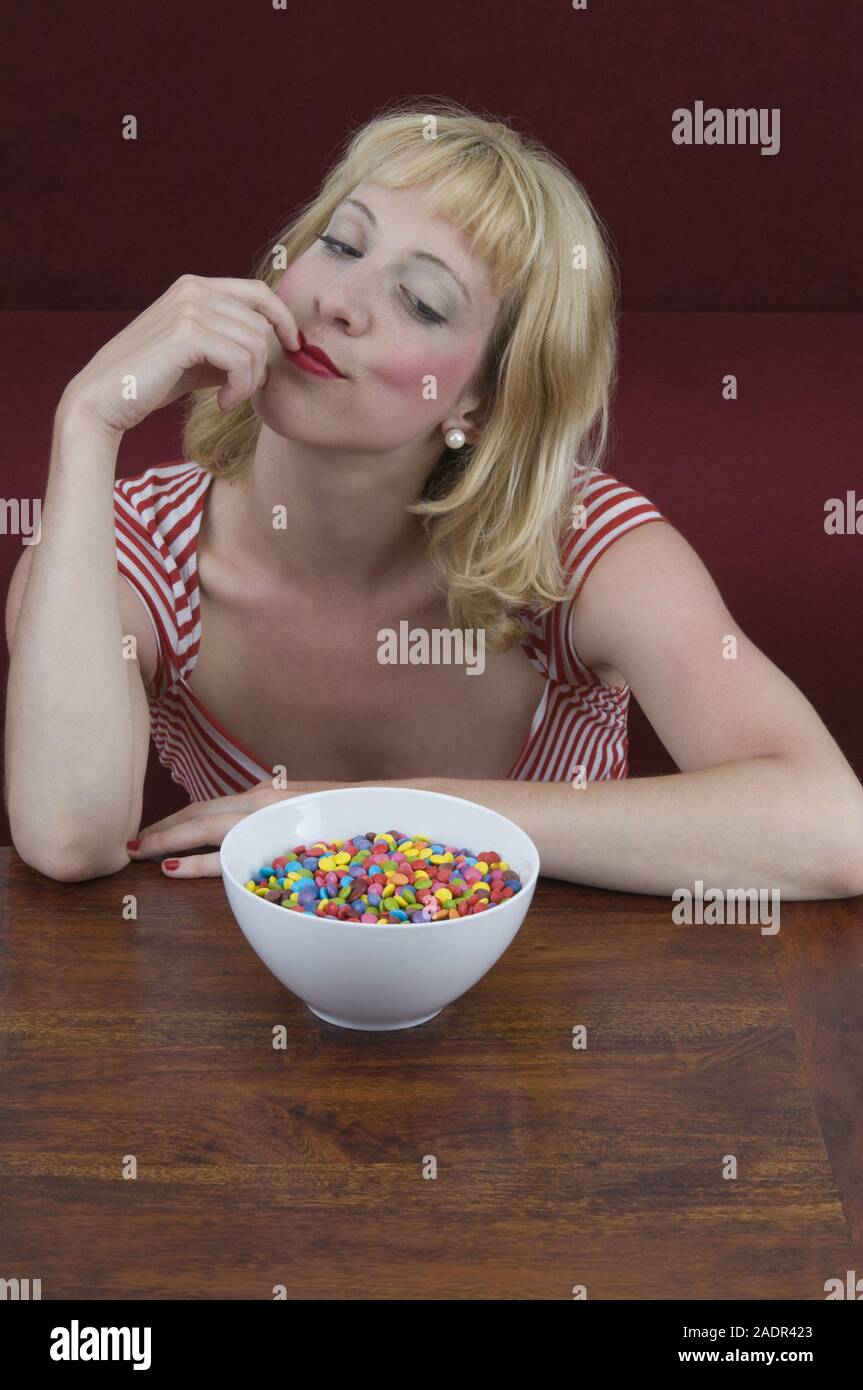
left=444, top=427, right=466, bottom=449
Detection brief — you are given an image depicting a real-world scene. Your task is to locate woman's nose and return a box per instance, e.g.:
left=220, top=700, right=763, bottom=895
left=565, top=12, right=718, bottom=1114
left=315, top=270, right=374, bottom=333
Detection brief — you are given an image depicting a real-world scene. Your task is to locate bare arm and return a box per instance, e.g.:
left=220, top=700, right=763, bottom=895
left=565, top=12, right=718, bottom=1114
left=393, top=524, right=863, bottom=899
left=4, top=274, right=299, bottom=881
left=4, top=409, right=153, bottom=879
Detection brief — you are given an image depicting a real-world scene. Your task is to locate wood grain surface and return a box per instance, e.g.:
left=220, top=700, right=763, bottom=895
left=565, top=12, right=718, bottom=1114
left=1, top=851, right=860, bottom=1300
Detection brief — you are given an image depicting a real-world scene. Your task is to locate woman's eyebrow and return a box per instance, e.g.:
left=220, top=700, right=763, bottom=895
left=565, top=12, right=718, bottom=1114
left=336, top=197, right=472, bottom=307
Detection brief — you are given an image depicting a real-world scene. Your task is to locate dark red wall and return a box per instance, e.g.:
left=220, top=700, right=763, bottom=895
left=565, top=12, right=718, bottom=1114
left=3, top=0, right=861, bottom=312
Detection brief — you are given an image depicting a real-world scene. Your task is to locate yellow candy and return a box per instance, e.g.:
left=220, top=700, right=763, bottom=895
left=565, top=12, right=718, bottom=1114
left=498, top=860, right=509, bottom=871
left=475, top=861, right=489, bottom=874
left=435, top=887, right=453, bottom=902
left=334, top=852, right=351, bottom=865
left=429, top=854, right=445, bottom=864
left=245, top=880, right=257, bottom=891
left=381, top=884, right=396, bottom=899
left=403, top=849, right=420, bottom=860
left=443, top=852, right=455, bottom=863
left=397, top=841, right=414, bottom=852
left=332, top=839, right=344, bottom=848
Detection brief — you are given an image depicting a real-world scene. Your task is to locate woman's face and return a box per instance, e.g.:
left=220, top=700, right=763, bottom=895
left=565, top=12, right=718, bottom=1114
left=253, top=179, right=501, bottom=452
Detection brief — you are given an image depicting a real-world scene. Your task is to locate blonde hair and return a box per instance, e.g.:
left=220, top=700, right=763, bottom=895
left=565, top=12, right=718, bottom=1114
left=182, top=96, right=619, bottom=649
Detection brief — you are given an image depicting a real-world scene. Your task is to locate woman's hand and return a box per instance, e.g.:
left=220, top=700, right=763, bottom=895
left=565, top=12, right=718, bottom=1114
left=125, top=780, right=350, bottom=877
left=57, top=273, right=300, bottom=438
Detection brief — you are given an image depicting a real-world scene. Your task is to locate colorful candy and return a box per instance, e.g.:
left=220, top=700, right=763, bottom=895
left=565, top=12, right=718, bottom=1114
left=243, top=829, right=523, bottom=924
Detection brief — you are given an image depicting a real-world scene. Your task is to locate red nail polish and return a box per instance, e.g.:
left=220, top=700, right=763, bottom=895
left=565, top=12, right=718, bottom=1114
left=163, top=859, right=180, bottom=871
left=127, top=840, right=141, bottom=852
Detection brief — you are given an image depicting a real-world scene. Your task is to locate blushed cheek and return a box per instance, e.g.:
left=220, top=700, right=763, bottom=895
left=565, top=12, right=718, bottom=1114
left=374, top=348, right=478, bottom=400
left=273, top=267, right=301, bottom=304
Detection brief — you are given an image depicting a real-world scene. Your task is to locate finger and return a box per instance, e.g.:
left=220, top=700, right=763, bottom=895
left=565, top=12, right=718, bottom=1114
left=136, top=809, right=197, bottom=839
left=193, top=276, right=300, bottom=351
left=200, top=295, right=289, bottom=356
left=131, top=812, right=239, bottom=859
left=136, top=789, right=265, bottom=839
left=186, top=327, right=263, bottom=413
left=162, top=852, right=223, bottom=878
left=140, top=780, right=335, bottom=842
left=195, top=309, right=269, bottom=380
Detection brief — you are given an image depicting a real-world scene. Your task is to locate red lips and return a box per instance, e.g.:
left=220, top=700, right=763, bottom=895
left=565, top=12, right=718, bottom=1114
left=294, top=332, right=345, bottom=378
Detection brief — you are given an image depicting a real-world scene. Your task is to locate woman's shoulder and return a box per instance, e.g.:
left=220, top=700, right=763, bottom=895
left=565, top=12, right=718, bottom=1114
left=562, top=465, right=672, bottom=599
left=112, top=460, right=213, bottom=695
left=114, top=458, right=210, bottom=517
left=113, top=459, right=212, bottom=559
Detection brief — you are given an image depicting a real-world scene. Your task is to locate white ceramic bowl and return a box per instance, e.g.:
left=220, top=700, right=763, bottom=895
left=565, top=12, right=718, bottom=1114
left=220, top=786, right=540, bottom=1030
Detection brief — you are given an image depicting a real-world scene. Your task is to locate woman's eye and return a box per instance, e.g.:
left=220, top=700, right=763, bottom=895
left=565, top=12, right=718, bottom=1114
left=401, top=290, right=445, bottom=327
left=317, top=233, right=359, bottom=258
left=316, top=234, right=446, bottom=327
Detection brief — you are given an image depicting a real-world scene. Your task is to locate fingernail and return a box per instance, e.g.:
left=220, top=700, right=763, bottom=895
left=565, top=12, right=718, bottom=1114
left=163, top=860, right=180, bottom=871
left=127, top=840, right=141, bottom=852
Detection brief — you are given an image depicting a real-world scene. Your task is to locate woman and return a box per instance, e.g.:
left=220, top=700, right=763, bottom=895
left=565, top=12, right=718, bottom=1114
left=6, top=99, right=863, bottom=896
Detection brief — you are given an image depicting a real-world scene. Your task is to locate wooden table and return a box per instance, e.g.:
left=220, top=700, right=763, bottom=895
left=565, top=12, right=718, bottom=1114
left=1, top=848, right=860, bottom=1300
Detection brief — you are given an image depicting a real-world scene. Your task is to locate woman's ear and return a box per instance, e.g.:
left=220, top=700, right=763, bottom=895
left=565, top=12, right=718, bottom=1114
left=459, top=393, right=493, bottom=446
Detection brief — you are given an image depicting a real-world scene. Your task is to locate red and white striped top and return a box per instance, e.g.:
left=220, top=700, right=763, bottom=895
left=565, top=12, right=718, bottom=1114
left=113, top=460, right=671, bottom=800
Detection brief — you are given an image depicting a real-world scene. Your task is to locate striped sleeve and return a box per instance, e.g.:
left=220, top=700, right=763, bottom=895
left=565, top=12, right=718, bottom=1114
left=563, top=470, right=672, bottom=601
left=556, top=470, right=673, bottom=684
left=113, top=471, right=182, bottom=700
